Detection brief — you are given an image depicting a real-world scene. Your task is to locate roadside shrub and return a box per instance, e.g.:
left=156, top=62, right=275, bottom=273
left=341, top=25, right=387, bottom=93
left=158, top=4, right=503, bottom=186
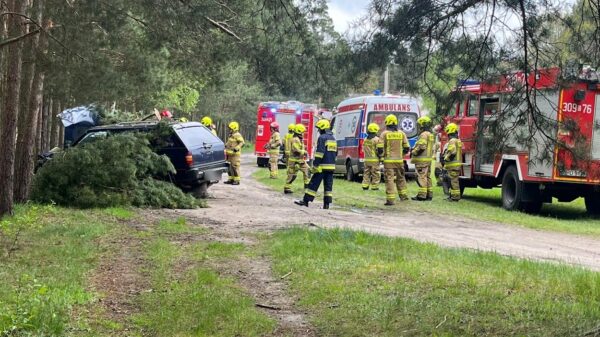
left=31, top=133, right=199, bottom=209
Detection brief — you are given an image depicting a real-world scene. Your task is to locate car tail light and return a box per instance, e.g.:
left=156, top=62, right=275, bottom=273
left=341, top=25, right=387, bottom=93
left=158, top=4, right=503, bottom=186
left=358, top=139, right=365, bottom=159
left=185, top=152, right=193, bottom=167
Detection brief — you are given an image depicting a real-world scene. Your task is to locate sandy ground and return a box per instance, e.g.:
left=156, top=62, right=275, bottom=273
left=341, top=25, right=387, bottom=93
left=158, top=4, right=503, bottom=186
left=178, top=154, right=600, bottom=272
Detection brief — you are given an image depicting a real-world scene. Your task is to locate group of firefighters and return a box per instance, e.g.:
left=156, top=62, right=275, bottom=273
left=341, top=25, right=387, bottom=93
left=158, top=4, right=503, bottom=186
left=202, top=113, right=463, bottom=208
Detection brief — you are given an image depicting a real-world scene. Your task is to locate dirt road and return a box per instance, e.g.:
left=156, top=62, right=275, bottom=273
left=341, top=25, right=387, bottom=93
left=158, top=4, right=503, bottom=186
left=178, top=154, right=600, bottom=271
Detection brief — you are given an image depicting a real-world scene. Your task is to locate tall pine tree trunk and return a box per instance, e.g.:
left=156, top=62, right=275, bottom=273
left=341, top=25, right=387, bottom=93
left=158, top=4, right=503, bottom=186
left=0, top=2, right=8, bottom=137
left=14, top=0, right=45, bottom=202
left=0, top=0, right=28, bottom=217
left=48, top=98, right=58, bottom=148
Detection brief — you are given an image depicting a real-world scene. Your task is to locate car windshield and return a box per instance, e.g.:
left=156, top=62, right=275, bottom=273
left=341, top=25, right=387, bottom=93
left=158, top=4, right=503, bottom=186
left=76, top=131, right=109, bottom=145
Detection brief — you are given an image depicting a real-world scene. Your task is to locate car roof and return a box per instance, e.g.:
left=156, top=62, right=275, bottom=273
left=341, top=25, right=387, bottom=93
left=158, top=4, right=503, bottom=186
left=87, top=121, right=203, bottom=132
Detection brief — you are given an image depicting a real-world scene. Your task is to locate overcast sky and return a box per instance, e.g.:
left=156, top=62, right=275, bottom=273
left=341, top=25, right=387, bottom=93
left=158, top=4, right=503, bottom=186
left=328, top=0, right=370, bottom=33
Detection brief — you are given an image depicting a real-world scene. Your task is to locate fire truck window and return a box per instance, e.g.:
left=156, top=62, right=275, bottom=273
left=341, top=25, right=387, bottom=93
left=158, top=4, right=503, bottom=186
left=480, top=98, right=500, bottom=116
left=458, top=99, right=467, bottom=117
left=467, top=97, right=479, bottom=117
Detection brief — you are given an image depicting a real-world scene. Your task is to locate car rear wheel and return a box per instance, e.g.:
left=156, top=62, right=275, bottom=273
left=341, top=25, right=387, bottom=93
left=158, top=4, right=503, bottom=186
left=190, top=182, right=209, bottom=199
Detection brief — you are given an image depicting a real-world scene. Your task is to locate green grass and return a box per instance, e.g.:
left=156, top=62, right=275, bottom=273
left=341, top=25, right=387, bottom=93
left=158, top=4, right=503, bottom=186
left=267, top=228, right=600, bottom=337
left=0, top=205, right=120, bottom=336
left=132, top=218, right=274, bottom=336
left=253, top=168, right=600, bottom=236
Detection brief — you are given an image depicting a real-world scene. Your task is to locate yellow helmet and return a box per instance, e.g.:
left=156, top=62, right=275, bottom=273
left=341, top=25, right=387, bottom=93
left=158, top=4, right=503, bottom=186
left=417, top=116, right=432, bottom=128
left=179, top=117, right=189, bottom=122
left=384, top=114, right=398, bottom=126
left=294, top=124, right=306, bottom=134
left=445, top=123, right=459, bottom=135
left=316, top=119, right=330, bottom=131
left=201, top=116, right=212, bottom=127
left=228, top=121, right=239, bottom=132
left=288, top=123, right=296, bottom=132
left=367, top=123, right=380, bottom=133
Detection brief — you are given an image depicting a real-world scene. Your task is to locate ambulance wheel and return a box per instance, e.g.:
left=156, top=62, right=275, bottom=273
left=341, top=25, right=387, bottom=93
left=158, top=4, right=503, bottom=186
left=585, top=194, right=600, bottom=216
left=346, top=162, right=355, bottom=181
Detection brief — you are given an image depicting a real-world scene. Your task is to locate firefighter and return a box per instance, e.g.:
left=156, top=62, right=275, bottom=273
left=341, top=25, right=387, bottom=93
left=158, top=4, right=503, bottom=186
left=284, top=124, right=310, bottom=194
left=201, top=116, right=218, bottom=136
left=433, top=124, right=443, bottom=186
left=224, top=121, right=245, bottom=185
left=361, top=123, right=382, bottom=190
left=411, top=116, right=435, bottom=201
left=443, top=123, right=463, bottom=201
left=283, top=123, right=295, bottom=164
left=265, top=122, right=282, bottom=179
left=294, top=119, right=336, bottom=208
left=379, top=114, right=410, bottom=206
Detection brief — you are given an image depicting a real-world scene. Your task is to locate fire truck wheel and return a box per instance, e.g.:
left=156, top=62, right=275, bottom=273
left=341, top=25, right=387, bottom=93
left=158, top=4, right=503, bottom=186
left=585, top=194, right=600, bottom=216
left=346, top=161, right=355, bottom=182
left=501, top=165, right=523, bottom=211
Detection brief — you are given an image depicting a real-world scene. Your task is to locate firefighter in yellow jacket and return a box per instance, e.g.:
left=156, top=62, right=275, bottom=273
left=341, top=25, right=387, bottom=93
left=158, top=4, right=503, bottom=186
left=411, top=116, right=435, bottom=201
left=443, top=123, right=463, bottom=201
left=284, top=124, right=310, bottom=194
left=201, top=116, right=218, bottom=137
left=283, top=123, right=295, bottom=164
left=265, top=122, right=282, bottom=179
left=224, top=121, right=245, bottom=185
left=379, top=115, right=410, bottom=205
left=433, top=124, right=443, bottom=186
left=362, top=123, right=382, bottom=190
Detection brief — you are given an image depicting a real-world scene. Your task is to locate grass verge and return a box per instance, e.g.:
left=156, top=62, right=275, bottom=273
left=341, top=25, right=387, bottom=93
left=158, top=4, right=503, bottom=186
left=131, top=218, right=275, bottom=336
left=253, top=168, right=600, bottom=236
left=268, top=227, right=600, bottom=337
left=0, top=204, right=126, bottom=336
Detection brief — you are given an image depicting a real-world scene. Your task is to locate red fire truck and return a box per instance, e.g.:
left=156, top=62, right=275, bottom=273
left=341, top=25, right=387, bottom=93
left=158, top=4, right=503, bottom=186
left=254, top=101, right=321, bottom=167
left=445, top=67, right=600, bottom=215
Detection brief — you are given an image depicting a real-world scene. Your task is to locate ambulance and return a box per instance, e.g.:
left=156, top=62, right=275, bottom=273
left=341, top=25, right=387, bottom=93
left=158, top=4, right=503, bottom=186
left=332, top=94, right=422, bottom=180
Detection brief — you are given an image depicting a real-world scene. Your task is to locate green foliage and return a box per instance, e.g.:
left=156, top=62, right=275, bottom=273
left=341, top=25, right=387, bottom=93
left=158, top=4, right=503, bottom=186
left=31, top=134, right=198, bottom=209
left=0, top=204, right=55, bottom=258
left=0, top=206, right=114, bottom=336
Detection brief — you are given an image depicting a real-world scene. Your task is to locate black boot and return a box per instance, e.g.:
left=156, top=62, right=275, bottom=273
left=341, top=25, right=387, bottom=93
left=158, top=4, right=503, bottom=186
left=284, top=189, right=293, bottom=194
left=323, top=203, right=330, bottom=209
left=411, top=196, right=427, bottom=201
left=294, top=199, right=309, bottom=207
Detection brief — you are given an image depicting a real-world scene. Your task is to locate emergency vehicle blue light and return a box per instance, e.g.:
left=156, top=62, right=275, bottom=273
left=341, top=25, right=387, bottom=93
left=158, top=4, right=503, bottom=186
left=270, top=108, right=276, bottom=113
left=373, top=89, right=381, bottom=96
left=296, top=109, right=301, bottom=115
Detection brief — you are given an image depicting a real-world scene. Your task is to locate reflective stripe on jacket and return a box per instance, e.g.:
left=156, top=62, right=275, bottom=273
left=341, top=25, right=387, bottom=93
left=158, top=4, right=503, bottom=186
left=290, top=136, right=305, bottom=162
left=412, top=131, right=434, bottom=164
left=313, top=131, right=336, bottom=171
left=443, top=138, right=463, bottom=169
left=226, top=132, right=245, bottom=155
left=284, top=134, right=293, bottom=156
left=363, top=136, right=381, bottom=163
left=380, top=130, right=409, bottom=164
left=268, top=131, right=281, bottom=155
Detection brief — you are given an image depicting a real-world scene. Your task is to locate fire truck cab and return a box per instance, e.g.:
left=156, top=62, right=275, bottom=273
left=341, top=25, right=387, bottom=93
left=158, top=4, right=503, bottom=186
left=445, top=67, right=600, bottom=215
left=254, top=101, right=318, bottom=167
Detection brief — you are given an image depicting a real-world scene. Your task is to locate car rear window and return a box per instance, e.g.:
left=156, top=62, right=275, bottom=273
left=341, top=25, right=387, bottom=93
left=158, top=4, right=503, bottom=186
left=175, top=126, right=219, bottom=148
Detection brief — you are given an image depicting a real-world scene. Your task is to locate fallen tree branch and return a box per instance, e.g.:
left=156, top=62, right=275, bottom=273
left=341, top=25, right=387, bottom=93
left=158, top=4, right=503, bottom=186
left=255, top=303, right=281, bottom=310
left=204, top=15, right=241, bottom=41
left=0, top=28, right=41, bottom=48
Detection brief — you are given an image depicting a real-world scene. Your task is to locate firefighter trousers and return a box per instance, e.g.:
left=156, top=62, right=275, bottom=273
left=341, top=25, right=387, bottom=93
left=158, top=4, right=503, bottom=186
left=269, top=153, right=279, bottom=178
left=448, top=168, right=461, bottom=201
left=284, top=160, right=309, bottom=192
left=361, top=162, right=381, bottom=190
left=304, top=170, right=333, bottom=205
left=384, top=162, right=408, bottom=203
left=227, top=154, right=241, bottom=182
left=415, top=162, right=433, bottom=199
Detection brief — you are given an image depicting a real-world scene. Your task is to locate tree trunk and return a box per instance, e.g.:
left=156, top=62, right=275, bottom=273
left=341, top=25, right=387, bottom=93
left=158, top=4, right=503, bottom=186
left=0, top=2, right=8, bottom=137
left=41, top=92, right=51, bottom=151
left=48, top=98, right=57, bottom=148
left=0, top=0, right=28, bottom=217
left=14, top=0, right=45, bottom=202
left=58, top=104, right=64, bottom=148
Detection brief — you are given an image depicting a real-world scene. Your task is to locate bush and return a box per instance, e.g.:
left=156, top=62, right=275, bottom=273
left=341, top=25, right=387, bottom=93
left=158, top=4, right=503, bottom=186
left=31, top=133, right=199, bottom=209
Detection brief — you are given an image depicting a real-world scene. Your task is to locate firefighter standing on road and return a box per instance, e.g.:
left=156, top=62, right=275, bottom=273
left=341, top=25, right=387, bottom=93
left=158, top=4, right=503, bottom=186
left=284, top=124, right=310, bottom=194
left=443, top=123, right=463, bottom=201
left=224, top=121, right=245, bottom=185
left=379, top=115, right=410, bottom=206
left=265, top=122, right=282, bottom=179
left=411, top=116, right=435, bottom=201
left=201, top=116, right=218, bottom=136
left=295, top=119, right=336, bottom=209
left=361, top=123, right=382, bottom=191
